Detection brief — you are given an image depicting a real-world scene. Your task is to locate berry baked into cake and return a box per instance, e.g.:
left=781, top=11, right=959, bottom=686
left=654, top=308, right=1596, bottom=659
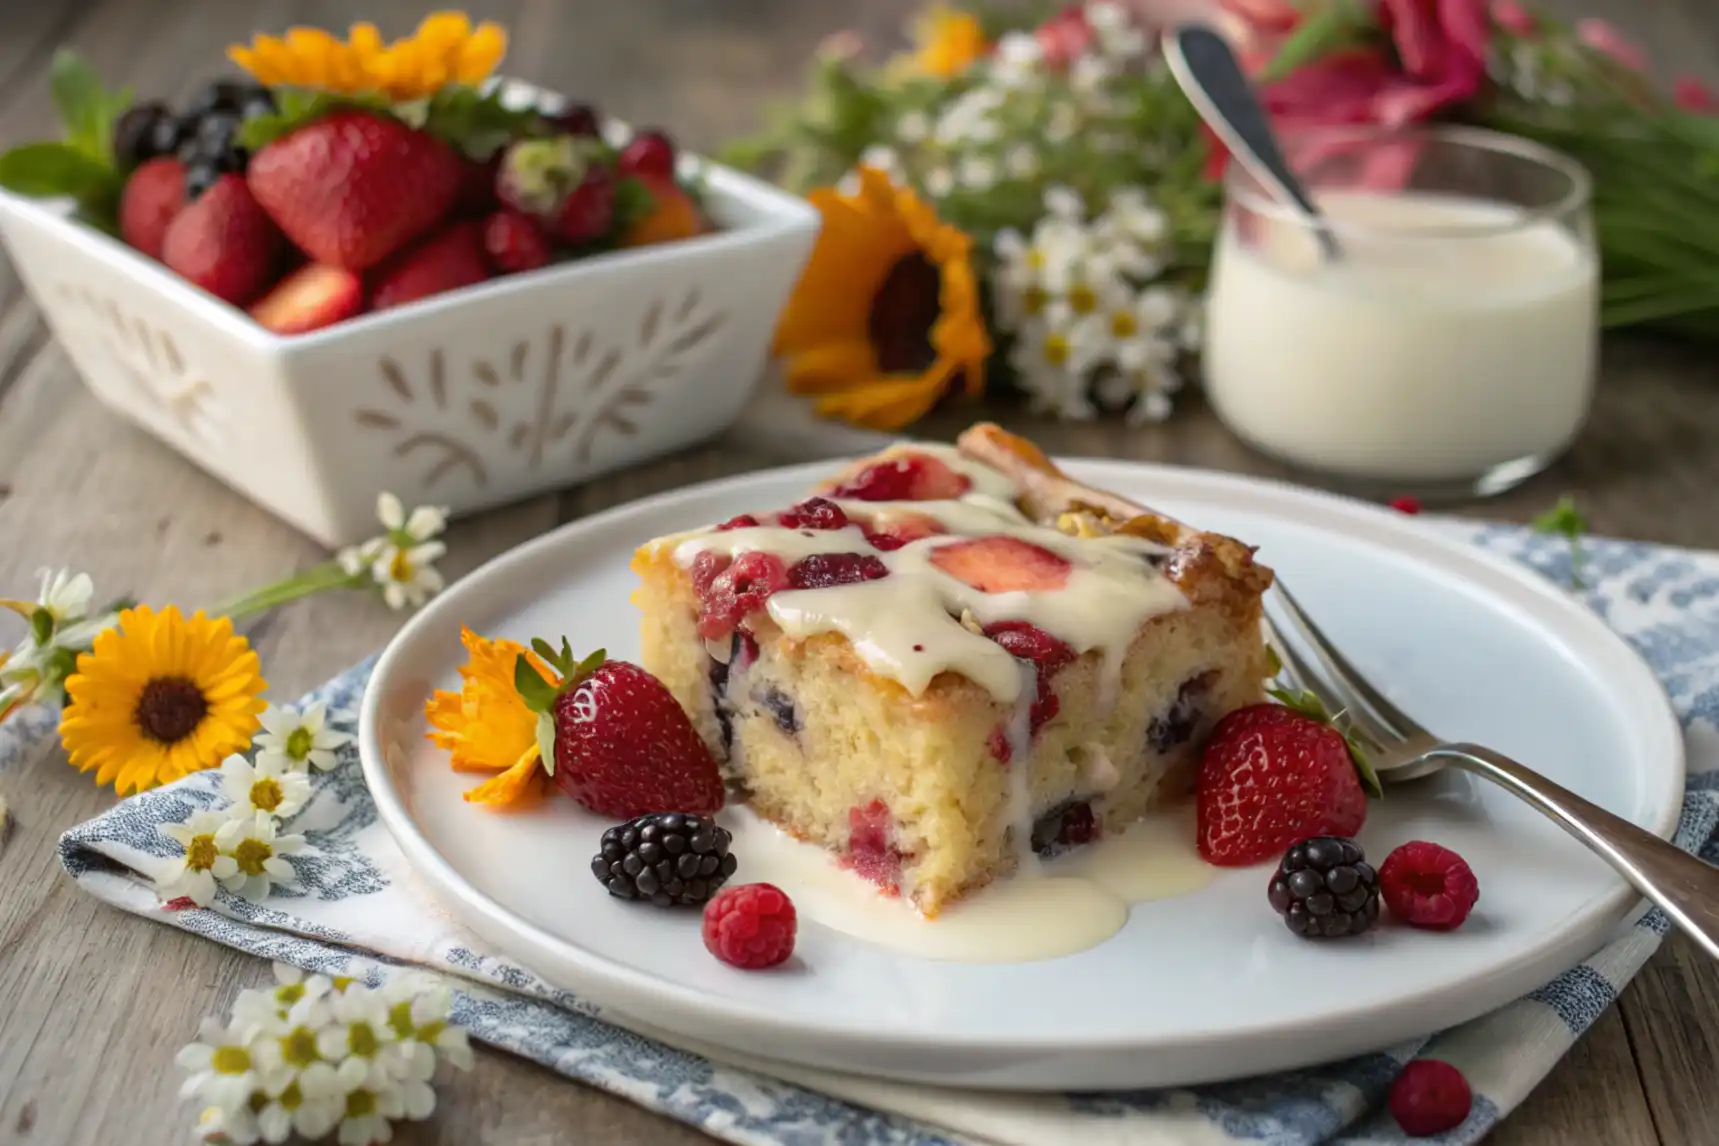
left=630, top=423, right=1275, bottom=917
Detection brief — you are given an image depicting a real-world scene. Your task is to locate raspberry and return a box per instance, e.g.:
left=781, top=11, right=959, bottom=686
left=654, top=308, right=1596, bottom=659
left=482, top=209, right=553, bottom=274
left=702, top=883, right=797, bottom=969
left=1379, top=840, right=1479, bottom=930
left=1389, top=1059, right=1472, bottom=1137
left=694, top=551, right=789, bottom=640
left=787, top=553, right=889, bottom=590
left=861, top=512, right=944, bottom=552
left=618, top=129, right=678, bottom=180
left=714, top=514, right=760, bottom=532
left=547, top=103, right=601, bottom=138
left=1388, top=495, right=1422, bottom=515
left=777, top=497, right=849, bottom=531
left=828, top=454, right=972, bottom=502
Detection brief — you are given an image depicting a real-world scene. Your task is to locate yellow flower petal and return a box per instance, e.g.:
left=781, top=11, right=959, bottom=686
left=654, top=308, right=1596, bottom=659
left=784, top=342, right=879, bottom=395
left=462, top=744, right=547, bottom=807
left=226, top=12, right=497, bottom=99
left=425, top=628, right=560, bottom=806
left=454, top=24, right=508, bottom=83
left=814, top=364, right=958, bottom=431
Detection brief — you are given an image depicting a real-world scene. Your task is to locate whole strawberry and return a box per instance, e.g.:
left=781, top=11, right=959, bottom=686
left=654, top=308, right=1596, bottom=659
left=161, top=174, right=285, bottom=306
left=371, top=220, right=490, bottom=311
left=497, top=135, right=616, bottom=246
left=119, top=157, right=186, bottom=260
left=247, top=110, right=464, bottom=270
left=1195, top=690, right=1380, bottom=867
left=516, top=639, right=724, bottom=819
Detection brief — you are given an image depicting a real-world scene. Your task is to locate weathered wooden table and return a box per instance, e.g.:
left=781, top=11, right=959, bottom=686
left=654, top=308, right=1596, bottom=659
left=1, top=1, right=1716, bottom=1143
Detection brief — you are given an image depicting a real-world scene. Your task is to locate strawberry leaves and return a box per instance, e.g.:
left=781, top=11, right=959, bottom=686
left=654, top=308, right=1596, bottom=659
left=240, top=84, right=545, bottom=160
left=1267, top=686, right=1384, bottom=799
left=513, top=638, right=606, bottom=779
left=0, top=51, right=129, bottom=231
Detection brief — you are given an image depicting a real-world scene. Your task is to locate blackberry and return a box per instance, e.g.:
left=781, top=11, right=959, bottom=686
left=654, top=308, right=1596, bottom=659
left=592, top=812, right=738, bottom=907
left=148, top=113, right=188, bottom=159
left=186, top=78, right=255, bottom=118
left=114, top=101, right=172, bottom=168
left=1268, top=836, right=1380, bottom=939
left=184, top=161, right=220, bottom=201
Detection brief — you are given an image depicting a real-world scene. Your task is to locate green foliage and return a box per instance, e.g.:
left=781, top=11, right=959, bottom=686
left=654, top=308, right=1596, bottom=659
left=1267, top=686, right=1385, bottom=798
left=513, top=639, right=607, bottom=715
left=239, top=84, right=542, bottom=159
left=0, top=51, right=130, bottom=230
left=1532, top=494, right=1589, bottom=588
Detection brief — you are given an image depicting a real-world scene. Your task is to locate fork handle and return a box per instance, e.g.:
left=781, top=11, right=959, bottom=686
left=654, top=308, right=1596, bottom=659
left=1434, top=742, right=1719, bottom=960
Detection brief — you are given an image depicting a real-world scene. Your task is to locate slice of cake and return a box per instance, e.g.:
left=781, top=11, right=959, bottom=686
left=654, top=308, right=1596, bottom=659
left=630, top=423, right=1275, bottom=917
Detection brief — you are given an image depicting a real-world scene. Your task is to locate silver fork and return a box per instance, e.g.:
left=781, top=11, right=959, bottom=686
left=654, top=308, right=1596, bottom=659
left=1263, top=584, right=1719, bottom=961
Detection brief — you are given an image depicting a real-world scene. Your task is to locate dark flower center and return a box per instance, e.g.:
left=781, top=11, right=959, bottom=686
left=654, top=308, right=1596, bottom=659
left=134, top=676, right=209, bottom=744
left=868, top=253, right=943, bottom=374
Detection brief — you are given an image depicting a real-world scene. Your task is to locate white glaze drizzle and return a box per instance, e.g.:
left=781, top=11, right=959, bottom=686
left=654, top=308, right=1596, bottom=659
left=647, top=454, right=1188, bottom=705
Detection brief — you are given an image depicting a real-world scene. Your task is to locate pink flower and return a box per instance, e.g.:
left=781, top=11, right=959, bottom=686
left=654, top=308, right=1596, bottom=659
left=1490, top=0, right=1536, bottom=38
left=1675, top=76, right=1719, bottom=114
left=1035, top=4, right=1094, bottom=69
left=1577, top=18, right=1647, bottom=72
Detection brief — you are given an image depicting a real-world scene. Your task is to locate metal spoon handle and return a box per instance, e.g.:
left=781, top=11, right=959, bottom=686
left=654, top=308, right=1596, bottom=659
left=1163, top=24, right=1339, bottom=260
left=1434, top=742, right=1719, bottom=960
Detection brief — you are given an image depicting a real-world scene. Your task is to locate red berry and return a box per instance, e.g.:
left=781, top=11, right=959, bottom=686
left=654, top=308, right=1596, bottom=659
left=546, top=103, right=601, bottom=138
left=861, top=512, right=945, bottom=552
left=986, top=621, right=1075, bottom=744
left=1389, top=496, right=1423, bottom=515
left=1195, top=701, right=1370, bottom=867
left=828, top=453, right=973, bottom=502
left=550, top=659, right=724, bottom=818
left=1389, top=1059, right=1472, bottom=1137
left=787, top=553, right=888, bottom=591
left=482, top=209, right=553, bottom=275
left=929, top=536, right=1072, bottom=593
left=841, top=801, right=904, bottom=892
left=119, top=157, right=186, bottom=259
left=694, top=551, right=790, bottom=641
left=777, top=497, right=849, bottom=531
left=455, top=153, right=502, bottom=216
left=714, top=514, right=760, bottom=532
left=702, top=883, right=797, bottom=969
left=1379, top=840, right=1480, bottom=930
left=554, top=162, right=615, bottom=245
left=618, top=129, right=677, bottom=180
left=370, top=220, right=490, bottom=311
left=161, top=174, right=286, bottom=306
left=249, top=264, right=365, bottom=335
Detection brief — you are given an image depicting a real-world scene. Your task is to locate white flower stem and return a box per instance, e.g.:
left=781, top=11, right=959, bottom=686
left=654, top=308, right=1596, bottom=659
left=213, top=562, right=367, bottom=620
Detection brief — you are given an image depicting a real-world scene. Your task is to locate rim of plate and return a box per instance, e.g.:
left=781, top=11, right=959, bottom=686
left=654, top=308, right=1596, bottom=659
left=359, top=455, right=1686, bottom=1054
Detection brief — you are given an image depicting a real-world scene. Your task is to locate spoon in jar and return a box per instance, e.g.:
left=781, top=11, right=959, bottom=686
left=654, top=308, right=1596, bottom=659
left=1163, top=23, right=1343, bottom=261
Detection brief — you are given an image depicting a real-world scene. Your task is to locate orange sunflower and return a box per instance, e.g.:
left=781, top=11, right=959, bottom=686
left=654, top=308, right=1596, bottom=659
left=774, top=166, right=991, bottom=430
left=424, top=627, right=558, bottom=809
left=908, top=6, right=989, bottom=79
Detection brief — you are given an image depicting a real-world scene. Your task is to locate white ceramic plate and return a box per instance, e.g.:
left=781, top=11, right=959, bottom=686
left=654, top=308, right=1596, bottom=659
left=359, top=459, right=1684, bottom=1090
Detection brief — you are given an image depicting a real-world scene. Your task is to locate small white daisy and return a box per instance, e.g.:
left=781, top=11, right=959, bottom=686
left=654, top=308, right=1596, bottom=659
left=234, top=963, right=336, bottom=1033
left=215, top=812, right=306, bottom=901
left=989, top=31, right=1045, bottom=88
left=158, top=809, right=242, bottom=907
left=254, top=701, right=351, bottom=773
left=858, top=143, right=902, bottom=177
left=221, top=755, right=311, bottom=820
left=380, top=977, right=474, bottom=1073
left=252, top=1060, right=344, bottom=1145
left=923, top=166, right=955, bottom=197
left=326, top=1056, right=407, bottom=1146
left=895, top=109, right=930, bottom=143
left=1004, top=144, right=1039, bottom=179
left=195, top=1101, right=260, bottom=1146
left=957, top=154, right=997, bottom=191
left=316, top=984, right=408, bottom=1086
left=369, top=540, right=447, bottom=612
left=375, top=493, right=446, bottom=546
left=178, top=1015, right=263, bottom=1111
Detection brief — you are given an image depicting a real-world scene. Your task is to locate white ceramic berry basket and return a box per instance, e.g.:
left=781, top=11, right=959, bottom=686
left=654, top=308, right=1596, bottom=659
left=0, top=81, right=819, bottom=546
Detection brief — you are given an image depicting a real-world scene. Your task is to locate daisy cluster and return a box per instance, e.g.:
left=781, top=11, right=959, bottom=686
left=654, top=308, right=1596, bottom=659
left=994, top=185, right=1196, bottom=424
left=853, top=2, right=1204, bottom=422
left=154, top=701, right=350, bottom=907
left=181, top=962, right=473, bottom=1146
left=0, top=568, right=121, bottom=721
left=336, top=494, right=449, bottom=612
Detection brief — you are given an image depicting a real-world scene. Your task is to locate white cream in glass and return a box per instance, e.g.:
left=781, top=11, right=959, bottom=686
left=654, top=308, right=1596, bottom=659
left=1203, top=125, right=1598, bottom=498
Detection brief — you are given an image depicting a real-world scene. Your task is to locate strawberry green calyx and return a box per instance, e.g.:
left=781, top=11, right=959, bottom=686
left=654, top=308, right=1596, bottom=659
left=240, top=84, right=544, bottom=160
left=513, top=638, right=607, bottom=778
left=1267, top=686, right=1385, bottom=799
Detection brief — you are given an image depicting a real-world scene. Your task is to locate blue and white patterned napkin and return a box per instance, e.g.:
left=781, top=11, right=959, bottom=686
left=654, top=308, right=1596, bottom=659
left=30, top=520, right=1719, bottom=1146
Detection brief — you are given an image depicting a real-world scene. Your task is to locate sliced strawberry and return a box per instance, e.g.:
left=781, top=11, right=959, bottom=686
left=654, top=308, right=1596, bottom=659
left=119, top=157, right=185, bottom=260
left=249, top=264, right=365, bottom=335
left=929, top=536, right=1072, bottom=593
left=829, top=453, right=972, bottom=502
left=370, top=221, right=490, bottom=311
left=861, top=511, right=945, bottom=551
left=514, top=643, right=724, bottom=819
left=161, top=174, right=285, bottom=306
left=620, top=174, right=706, bottom=249
left=1195, top=692, right=1376, bottom=867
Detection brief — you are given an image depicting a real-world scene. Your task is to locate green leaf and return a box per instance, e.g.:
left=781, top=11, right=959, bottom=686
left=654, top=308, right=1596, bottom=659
left=0, top=141, right=120, bottom=203
left=421, top=85, right=545, bottom=160
left=238, top=88, right=394, bottom=151
left=1532, top=494, right=1589, bottom=589
left=613, top=176, right=657, bottom=232
left=1258, top=3, right=1370, bottom=83
left=50, top=50, right=130, bottom=162
left=513, top=653, right=560, bottom=713
left=535, top=711, right=557, bottom=777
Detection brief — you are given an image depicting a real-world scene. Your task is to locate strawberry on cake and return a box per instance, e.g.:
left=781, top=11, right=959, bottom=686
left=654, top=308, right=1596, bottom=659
left=631, top=423, right=1275, bottom=917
